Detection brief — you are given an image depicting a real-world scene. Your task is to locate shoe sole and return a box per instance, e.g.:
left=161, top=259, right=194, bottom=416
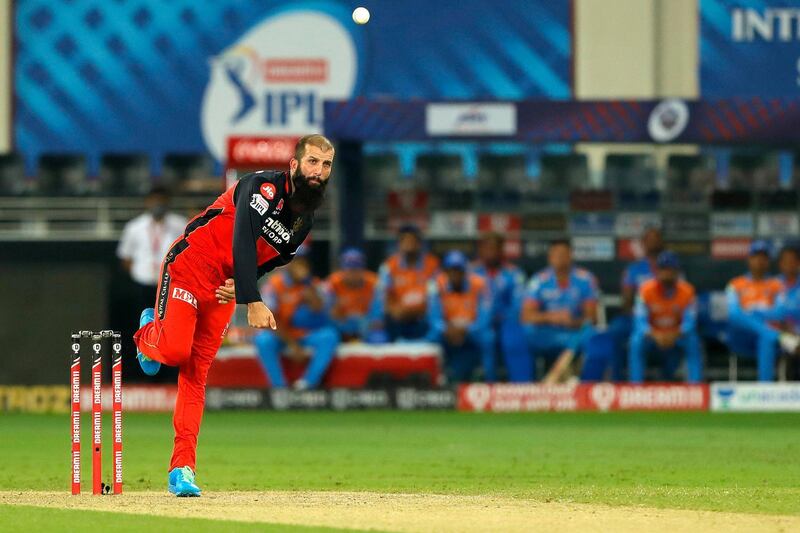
left=168, top=484, right=201, bottom=497
left=137, top=356, right=161, bottom=376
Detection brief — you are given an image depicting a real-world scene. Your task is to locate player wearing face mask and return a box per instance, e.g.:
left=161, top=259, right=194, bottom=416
left=117, top=185, right=188, bottom=321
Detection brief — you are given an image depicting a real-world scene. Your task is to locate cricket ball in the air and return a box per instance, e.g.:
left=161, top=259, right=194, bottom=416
left=352, top=7, right=370, bottom=25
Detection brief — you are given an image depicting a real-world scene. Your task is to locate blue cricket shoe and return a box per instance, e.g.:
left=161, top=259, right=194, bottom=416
left=136, top=308, right=161, bottom=376
left=169, top=466, right=202, bottom=497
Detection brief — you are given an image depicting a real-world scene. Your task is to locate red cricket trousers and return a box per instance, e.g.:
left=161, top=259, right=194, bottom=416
left=134, top=240, right=234, bottom=472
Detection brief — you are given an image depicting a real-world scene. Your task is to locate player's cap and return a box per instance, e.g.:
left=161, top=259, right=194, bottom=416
left=340, top=247, right=365, bottom=269
left=749, top=240, right=771, bottom=257
left=442, top=250, right=468, bottom=270
left=397, top=223, right=421, bottom=237
left=656, top=250, right=680, bottom=270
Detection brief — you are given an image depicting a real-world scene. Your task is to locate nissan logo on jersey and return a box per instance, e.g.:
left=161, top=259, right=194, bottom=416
left=262, top=217, right=292, bottom=243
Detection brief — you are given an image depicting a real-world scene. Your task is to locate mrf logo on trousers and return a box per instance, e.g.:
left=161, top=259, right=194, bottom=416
left=172, top=288, right=198, bottom=309
left=201, top=10, right=358, bottom=162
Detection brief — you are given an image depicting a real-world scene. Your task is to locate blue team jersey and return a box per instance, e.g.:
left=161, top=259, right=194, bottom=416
left=622, top=258, right=656, bottom=292
left=471, top=262, right=526, bottom=323
left=774, top=277, right=800, bottom=334
left=525, top=267, right=600, bottom=319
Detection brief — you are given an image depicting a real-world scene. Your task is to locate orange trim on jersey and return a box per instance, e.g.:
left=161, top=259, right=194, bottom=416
left=436, top=273, right=486, bottom=324
left=327, top=270, right=378, bottom=317
left=385, top=254, right=440, bottom=314
left=639, top=278, right=696, bottom=334
left=728, top=275, right=782, bottom=310
left=269, top=274, right=322, bottom=340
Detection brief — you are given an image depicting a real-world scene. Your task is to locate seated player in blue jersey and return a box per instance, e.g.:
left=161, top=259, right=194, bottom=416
left=606, top=226, right=663, bottom=380
left=470, top=232, right=527, bottom=382
left=368, top=225, right=440, bottom=342
left=427, top=250, right=494, bottom=383
left=770, top=243, right=800, bottom=357
left=519, top=239, right=599, bottom=383
left=253, top=247, right=340, bottom=390
left=725, top=240, right=785, bottom=381
left=629, top=251, right=702, bottom=383
left=326, top=248, right=378, bottom=341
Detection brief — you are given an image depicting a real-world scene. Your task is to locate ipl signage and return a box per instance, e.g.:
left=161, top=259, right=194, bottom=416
left=201, top=11, right=358, bottom=161
left=15, top=0, right=571, bottom=171
left=701, top=0, right=800, bottom=96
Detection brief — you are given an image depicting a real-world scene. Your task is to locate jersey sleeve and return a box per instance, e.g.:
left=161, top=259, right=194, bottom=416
left=232, top=174, right=272, bottom=304
left=621, top=265, right=635, bottom=289
left=469, top=282, right=493, bottom=336
left=680, top=294, right=698, bottom=334
left=425, top=280, right=445, bottom=339
left=525, top=275, right=543, bottom=308
left=725, top=282, right=742, bottom=319
left=768, top=290, right=788, bottom=322
left=633, top=295, right=651, bottom=335
left=368, top=263, right=392, bottom=321
left=582, top=273, right=600, bottom=303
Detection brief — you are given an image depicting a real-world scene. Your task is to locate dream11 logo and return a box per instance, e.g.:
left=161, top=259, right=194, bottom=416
left=201, top=10, right=358, bottom=161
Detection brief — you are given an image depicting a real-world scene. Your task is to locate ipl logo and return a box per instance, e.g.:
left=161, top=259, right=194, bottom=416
left=201, top=10, right=358, bottom=161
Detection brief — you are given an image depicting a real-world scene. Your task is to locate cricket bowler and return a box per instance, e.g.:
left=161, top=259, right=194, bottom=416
left=133, top=134, right=334, bottom=496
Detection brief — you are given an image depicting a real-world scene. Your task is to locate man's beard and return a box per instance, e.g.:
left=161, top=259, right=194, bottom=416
left=292, top=171, right=327, bottom=212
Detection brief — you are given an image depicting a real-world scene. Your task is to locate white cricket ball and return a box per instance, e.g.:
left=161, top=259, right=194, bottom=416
left=352, top=6, right=370, bottom=25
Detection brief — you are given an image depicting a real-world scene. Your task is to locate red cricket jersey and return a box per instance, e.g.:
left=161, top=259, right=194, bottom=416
left=177, top=170, right=313, bottom=304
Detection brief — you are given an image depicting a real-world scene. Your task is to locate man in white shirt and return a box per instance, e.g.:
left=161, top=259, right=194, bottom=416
left=117, top=186, right=188, bottom=312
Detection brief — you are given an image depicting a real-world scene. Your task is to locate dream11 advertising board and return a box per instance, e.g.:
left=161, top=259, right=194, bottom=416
left=458, top=383, right=710, bottom=412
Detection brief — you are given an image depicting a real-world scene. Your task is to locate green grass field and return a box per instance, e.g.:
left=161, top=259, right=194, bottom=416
left=2, top=411, right=800, bottom=530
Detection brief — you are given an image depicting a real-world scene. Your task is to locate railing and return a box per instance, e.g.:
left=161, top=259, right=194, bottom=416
left=0, top=196, right=335, bottom=241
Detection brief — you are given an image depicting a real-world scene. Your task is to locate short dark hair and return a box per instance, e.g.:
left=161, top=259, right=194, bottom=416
left=480, top=232, right=505, bottom=247
left=642, top=225, right=662, bottom=238
left=294, top=134, right=334, bottom=160
left=397, top=224, right=422, bottom=239
left=549, top=238, right=571, bottom=249
left=779, top=243, right=800, bottom=260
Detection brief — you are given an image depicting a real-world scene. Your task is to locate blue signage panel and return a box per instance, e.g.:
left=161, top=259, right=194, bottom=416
left=14, top=0, right=572, bottom=170
left=701, top=0, right=800, bottom=97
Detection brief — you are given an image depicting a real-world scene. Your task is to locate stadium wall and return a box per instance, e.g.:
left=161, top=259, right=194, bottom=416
left=0, top=239, right=119, bottom=386
left=0, top=0, right=11, bottom=151
left=574, top=0, right=698, bottom=98
left=575, top=0, right=658, bottom=98
left=574, top=0, right=699, bottom=182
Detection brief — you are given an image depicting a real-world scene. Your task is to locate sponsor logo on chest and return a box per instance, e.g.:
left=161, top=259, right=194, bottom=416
left=260, top=182, right=277, bottom=200
left=542, top=287, right=578, bottom=300
left=651, top=303, right=680, bottom=314
left=263, top=217, right=292, bottom=243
